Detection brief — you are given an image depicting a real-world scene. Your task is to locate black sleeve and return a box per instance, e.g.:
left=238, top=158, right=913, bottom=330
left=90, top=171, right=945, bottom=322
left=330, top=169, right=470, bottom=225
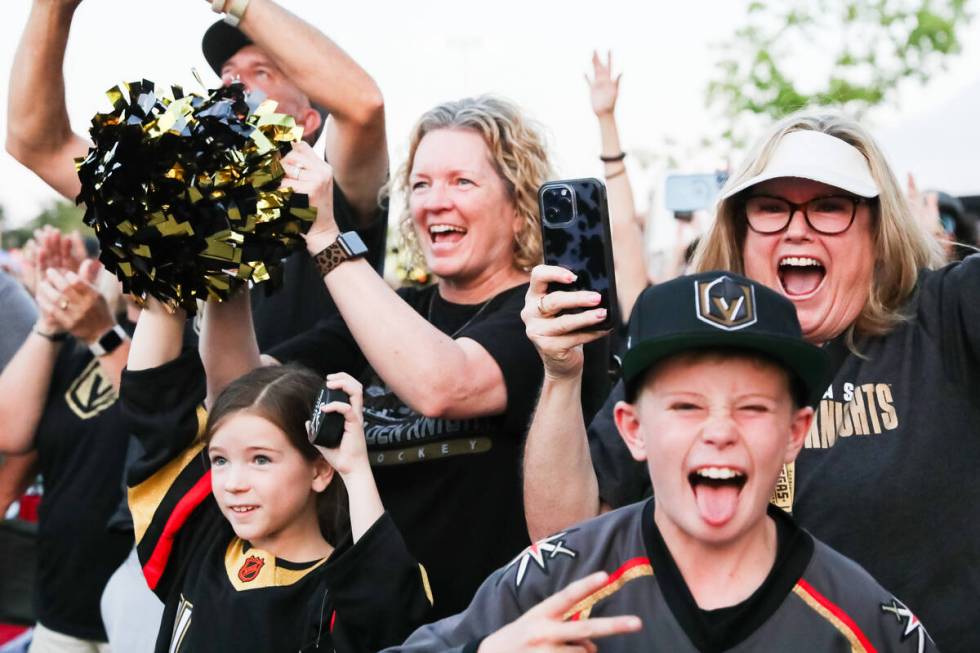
left=589, top=380, right=652, bottom=508
left=267, top=312, right=366, bottom=378
left=121, top=348, right=217, bottom=598
left=939, top=254, right=980, bottom=378
left=332, top=182, right=389, bottom=276
left=457, top=285, right=544, bottom=434
left=325, top=512, right=434, bottom=653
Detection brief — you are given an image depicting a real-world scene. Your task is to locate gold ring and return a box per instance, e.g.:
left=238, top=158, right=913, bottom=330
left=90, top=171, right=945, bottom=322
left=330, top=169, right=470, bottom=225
left=537, top=295, right=548, bottom=315
left=59, top=299, right=69, bottom=310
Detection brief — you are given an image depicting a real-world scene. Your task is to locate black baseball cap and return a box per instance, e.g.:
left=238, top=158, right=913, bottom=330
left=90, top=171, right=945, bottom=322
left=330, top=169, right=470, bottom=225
left=201, top=20, right=328, bottom=134
left=622, top=271, right=831, bottom=406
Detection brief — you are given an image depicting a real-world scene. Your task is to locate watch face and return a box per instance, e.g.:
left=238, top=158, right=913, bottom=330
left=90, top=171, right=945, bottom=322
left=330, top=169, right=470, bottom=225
left=95, top=327, right=124, bottom=356
left=339, top=231, right=368, bottom=258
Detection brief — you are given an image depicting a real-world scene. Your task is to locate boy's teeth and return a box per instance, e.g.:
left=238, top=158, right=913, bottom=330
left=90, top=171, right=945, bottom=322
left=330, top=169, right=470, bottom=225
left=780, top=256, right=821, bottom=267
left=696, top=467, right=744, bottom=480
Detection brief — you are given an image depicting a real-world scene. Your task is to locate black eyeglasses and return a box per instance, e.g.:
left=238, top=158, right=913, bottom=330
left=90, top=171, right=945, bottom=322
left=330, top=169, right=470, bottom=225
left=743, top=194, right=866, bottom=235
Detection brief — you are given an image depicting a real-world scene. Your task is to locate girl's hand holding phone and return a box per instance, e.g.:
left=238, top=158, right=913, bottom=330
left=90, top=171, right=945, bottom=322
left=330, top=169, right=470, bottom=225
left=311, top=373, right=368, bottom=479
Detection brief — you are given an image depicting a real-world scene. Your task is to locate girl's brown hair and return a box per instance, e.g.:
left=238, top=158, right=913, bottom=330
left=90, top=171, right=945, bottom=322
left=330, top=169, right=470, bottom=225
left=204, top=364, right=349, bottom=544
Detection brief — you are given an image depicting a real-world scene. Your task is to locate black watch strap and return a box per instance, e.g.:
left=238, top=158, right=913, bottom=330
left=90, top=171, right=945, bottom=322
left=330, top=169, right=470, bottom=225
left=312, top=231, right=368, bottom=277
left=89, top=324, right=128, bottom=357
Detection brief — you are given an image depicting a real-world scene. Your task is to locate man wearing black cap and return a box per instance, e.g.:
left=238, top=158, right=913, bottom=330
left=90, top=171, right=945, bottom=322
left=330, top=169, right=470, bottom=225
left=7, top=0, right=389, bottom=348
left=385, top=272, right=934, bottom=652
left=6, top=2, right=387, bottom=651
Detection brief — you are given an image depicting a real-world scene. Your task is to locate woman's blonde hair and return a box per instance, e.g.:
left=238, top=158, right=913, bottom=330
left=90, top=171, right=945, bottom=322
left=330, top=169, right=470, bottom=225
left=693, top=112, right=945, bottom=343
left=393, top=96, right=554, bottom=272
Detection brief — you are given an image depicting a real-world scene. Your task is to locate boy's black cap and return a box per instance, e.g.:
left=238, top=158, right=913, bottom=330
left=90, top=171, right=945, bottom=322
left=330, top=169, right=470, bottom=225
left=201, top=21, right=328, bottom=130
left=622, top=271, right=831, bottom=406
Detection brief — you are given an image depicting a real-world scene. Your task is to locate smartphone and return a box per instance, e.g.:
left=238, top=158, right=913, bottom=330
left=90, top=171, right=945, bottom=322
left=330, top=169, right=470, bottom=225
left=664, top=172, right=728, bottom=214
left=308, top=386, right=350, bottom=448
left=539, top=178, right=619, bottom=330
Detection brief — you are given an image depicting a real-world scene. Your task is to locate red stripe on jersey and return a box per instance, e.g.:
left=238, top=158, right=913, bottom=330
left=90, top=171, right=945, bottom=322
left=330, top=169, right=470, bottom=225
left=566, top=557, right=653, bottom=621
left=608, top=557, right=652, bottom=583
left=143, top=471, right=213, bottom=590
left=329, top=610, right=337, bottom=632
left=796, top=578, right=878, bottom=653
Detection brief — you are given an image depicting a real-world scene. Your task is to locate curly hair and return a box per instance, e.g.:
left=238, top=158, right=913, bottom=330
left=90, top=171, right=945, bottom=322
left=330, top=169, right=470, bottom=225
left=392, top=96, right=554, bottom=272
left=693, top=111, right=945, bottom=344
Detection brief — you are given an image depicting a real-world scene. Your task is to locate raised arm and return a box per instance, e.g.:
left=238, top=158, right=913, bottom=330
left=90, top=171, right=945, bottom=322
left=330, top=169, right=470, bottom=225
left=313, top=373, right=382, bottom=543
left=0, top=240, right=78, bottom=454
left=521, top=266, right=607, bottom=541
left=6, top=0, right=91, bottom=199
left=128, top=298, right=187, bottom=372
left=199, top=288, right=263, bottom=407
left=587, top=51, right=648, bottom=319
left=226, top=0, right=387, bottom=219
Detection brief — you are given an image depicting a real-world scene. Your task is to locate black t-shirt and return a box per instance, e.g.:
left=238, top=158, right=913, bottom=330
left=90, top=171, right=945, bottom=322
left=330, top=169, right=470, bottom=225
left=32, top=339, right=133, bottom=641
left=271, top=283, right=544, bottom=618
left=251, top=183, right=388, bottom=351
left=120, top=350, right=432, bottom=653
left=589, top=255, right=980, bottom=653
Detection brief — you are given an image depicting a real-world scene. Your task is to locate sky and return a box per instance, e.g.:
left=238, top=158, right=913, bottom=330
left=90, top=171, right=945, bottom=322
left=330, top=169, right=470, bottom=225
left=0, top=0, right=978, bottom=243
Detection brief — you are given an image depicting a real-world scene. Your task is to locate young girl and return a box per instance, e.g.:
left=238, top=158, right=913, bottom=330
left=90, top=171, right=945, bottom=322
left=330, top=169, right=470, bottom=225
left=121, top=298, right=432, bottom=653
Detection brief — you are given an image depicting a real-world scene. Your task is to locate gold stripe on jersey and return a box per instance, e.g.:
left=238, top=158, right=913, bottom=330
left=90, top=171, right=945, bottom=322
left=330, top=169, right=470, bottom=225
left=419, top=564, right=434, bottom=606
left=224, top=538, right=330, bottom=592
left=792, top=584, right=871, bottom=652
left=563, top=560, right=654, bottom=621
left=130, top=406, right=209, bottom=545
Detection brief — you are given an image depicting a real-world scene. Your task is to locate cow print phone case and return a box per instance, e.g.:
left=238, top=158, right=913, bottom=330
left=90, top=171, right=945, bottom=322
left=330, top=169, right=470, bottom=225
left=539, top=178, right=620, bottom=331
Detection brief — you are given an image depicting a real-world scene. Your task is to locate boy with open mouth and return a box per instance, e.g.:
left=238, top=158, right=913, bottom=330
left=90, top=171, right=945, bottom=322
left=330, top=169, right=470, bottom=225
left=385, top=271, right=934, bottom=652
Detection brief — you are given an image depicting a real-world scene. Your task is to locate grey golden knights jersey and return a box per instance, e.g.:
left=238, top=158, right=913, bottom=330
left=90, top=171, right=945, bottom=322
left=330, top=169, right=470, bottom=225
left=385, top=500, right=936, bottom=653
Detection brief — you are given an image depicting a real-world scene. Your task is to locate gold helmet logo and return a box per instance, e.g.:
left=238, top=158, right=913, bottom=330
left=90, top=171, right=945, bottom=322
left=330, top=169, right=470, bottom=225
left=695, top=276, right=757, bottom=331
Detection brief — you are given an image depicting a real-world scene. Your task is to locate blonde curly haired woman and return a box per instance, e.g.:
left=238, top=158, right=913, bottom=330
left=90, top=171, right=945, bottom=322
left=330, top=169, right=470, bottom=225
left=203, top=96, right=553, bottom=618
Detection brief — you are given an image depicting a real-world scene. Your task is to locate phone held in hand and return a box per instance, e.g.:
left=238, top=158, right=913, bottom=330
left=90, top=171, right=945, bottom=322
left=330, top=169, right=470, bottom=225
left=308, top=386, right=350, bottom=448
left=539, top=178, right=619, bottom=331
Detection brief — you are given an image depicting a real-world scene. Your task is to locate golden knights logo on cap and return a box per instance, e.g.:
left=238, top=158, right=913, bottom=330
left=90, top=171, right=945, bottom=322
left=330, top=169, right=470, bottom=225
left=695, top=275, right=757, bottom=331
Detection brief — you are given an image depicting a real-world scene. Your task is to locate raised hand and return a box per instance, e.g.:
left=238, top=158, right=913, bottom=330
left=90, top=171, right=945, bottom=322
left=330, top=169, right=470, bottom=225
left=585, top=50, right=621, bottom=117
left=478, top=572, right=642, bottom=653
left=34, top=225, right=86, bottom=275
left=311, top=372, right=368, bottom=478
left=521, top=265, right=609, bottom=381
left=280, top=142, right=338, bottom=251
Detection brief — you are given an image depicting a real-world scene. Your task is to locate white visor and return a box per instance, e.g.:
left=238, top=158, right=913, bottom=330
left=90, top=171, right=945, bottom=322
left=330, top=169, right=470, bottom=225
left=720, top=130, right=880, bottom=200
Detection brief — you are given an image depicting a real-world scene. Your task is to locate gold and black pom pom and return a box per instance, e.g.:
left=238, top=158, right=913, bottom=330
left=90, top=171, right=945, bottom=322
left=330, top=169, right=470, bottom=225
left=75, top=79, right=316, bottom=313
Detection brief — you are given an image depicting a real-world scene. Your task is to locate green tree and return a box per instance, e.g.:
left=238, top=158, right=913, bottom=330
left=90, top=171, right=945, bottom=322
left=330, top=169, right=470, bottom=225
left=707, top=0, right=972, bottom=146
left=1, top=200, right=89, bottom=250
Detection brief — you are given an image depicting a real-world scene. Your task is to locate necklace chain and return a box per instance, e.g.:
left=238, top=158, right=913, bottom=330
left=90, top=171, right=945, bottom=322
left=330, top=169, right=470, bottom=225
left=427, top=289, right=494, bottom=338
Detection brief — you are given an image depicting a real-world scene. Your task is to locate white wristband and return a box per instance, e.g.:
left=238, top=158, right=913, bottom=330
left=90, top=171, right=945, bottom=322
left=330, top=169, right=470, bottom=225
left=223, top=0, right=251, bottom=26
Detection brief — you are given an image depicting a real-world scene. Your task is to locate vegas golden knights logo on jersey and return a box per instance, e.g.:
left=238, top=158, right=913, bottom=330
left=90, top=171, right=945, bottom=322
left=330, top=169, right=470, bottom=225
left=65, top=358, right=117, bottom=420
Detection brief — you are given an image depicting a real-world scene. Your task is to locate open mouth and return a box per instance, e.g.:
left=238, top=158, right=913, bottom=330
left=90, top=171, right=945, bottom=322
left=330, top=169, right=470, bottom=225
left=428, top=224, right=467, bottom=247
left=777, top=256, right=825, bottom=298
left=229, top=505, right=258, bottom=515
left=689, top=467, right=747, bottom=527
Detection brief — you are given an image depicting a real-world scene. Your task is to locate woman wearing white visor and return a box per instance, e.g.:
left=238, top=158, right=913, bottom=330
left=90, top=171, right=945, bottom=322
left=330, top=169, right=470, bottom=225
left=521, top=112, right=979, bottom=652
